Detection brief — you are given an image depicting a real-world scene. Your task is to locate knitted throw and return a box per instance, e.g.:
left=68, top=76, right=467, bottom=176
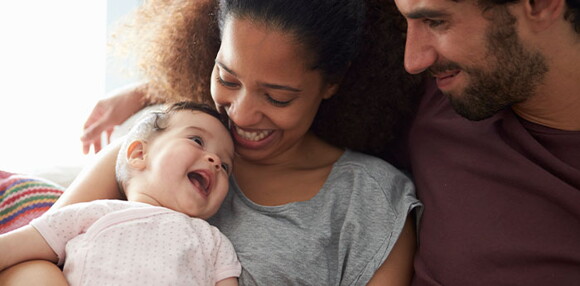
left=0, top=170, right=63, bottom=234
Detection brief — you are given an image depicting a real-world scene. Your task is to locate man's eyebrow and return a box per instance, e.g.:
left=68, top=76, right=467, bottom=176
left=407, top=9, right=450, bottom=19
left=215, top=61, right=237, bottom=76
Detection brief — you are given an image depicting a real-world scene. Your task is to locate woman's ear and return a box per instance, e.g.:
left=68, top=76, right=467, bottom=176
left=126, top=140, right=148, bottom=171
left=322, top=83, right=340, bottom=100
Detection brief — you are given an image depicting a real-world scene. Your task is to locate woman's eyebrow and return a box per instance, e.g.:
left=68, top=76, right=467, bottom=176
left=215, top=61, right=237, bottom=76
left=259, top=82, right=302, bottom=93
left=216, top=60, right=302, bottom=92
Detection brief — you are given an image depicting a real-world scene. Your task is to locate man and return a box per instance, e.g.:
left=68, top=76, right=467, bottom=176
left=394, top=0, right=580, bottom=284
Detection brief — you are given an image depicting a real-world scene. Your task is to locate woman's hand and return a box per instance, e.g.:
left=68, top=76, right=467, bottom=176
left=81, top=82, right=149, bottom=154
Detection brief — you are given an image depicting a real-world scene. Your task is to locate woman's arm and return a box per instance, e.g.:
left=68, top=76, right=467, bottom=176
left=53, top=141, right=123, bottom=209
left=367, top=215, right=416, bottom=286
left=0, top=261, right=68, bottom=286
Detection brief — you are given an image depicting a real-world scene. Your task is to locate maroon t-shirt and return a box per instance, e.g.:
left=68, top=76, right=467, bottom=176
left=405, top=80, right=580, bottom=285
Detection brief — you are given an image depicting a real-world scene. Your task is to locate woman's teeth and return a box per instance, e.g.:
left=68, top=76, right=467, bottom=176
left=235, top=127, right=271, bottom=141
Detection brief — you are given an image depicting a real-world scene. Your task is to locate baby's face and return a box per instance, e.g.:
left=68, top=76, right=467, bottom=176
left=141, top=110, right=234, bottom=219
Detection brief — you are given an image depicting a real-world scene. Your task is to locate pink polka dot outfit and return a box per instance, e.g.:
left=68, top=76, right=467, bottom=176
left=30, top=200, right=240, bottom=286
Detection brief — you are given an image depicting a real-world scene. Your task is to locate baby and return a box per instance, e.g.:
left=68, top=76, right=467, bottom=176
left=0, top=102, right=240, bottom=285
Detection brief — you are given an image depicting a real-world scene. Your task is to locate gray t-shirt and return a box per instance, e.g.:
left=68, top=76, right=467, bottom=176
left=209, top=150, right=421, bottom=285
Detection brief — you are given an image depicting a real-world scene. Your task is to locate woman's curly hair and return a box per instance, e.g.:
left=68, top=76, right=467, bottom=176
left=113, top=0, right=424, bottom=160
left=112, top=0, right=221, bottom=105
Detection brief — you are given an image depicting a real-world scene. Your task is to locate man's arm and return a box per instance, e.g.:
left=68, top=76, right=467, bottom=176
left=0, top=225, right=58, bottom=271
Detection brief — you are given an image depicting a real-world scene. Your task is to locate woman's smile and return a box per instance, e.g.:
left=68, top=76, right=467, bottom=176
left=234, top=125, right=273, bottom=141
left=231, top=124, right=276, bottom=150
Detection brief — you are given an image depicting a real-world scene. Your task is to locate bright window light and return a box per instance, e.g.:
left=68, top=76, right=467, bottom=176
left=0, top=2, right=107, bottom=174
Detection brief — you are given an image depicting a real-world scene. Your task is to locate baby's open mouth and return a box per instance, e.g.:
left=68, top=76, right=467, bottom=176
left=188, top=171, right=210, bottom=195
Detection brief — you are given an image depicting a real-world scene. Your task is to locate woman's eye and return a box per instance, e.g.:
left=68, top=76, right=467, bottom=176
left=216, top=76, right=239, bottom=88
left=190, top=136, right=204, bottom=146
left=265, top=94, right=292, bottom=107
left=221, top=163, right=230, bottom=174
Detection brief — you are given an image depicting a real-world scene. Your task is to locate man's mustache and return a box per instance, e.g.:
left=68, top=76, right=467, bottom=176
left=428, top=61, right=462, bottom=76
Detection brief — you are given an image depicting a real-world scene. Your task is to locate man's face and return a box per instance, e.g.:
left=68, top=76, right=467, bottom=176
left=395, top=0, right=547, bottom=120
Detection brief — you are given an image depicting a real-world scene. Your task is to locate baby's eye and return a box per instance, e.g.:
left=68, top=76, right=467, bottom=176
left=190, top=136, right=204, bottom=146
left=221, top=163, right=230, bottom=174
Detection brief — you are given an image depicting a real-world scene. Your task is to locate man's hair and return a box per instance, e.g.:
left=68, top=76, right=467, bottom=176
left=115, top=102, right=229, bottom=194
left=478, top=0, right=579, bottom=33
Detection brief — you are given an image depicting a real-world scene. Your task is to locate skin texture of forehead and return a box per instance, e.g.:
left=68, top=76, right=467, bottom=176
left=218, top=17, right=315, bottom=85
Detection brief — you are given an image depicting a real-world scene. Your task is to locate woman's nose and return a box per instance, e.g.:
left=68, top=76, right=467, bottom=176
left=217, top=90, right=262, bottom=127
left=404, top=24, right=437, bottom=75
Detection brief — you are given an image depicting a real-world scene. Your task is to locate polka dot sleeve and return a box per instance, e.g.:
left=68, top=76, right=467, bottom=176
left=214, top=229, right=242, bottom=282
left=29, top=200, right=118, bottom=265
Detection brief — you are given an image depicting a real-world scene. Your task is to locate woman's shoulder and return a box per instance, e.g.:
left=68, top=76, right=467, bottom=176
left=328, top=150, right=417, bottom=210
left=335, top=149, right=410, bottom=181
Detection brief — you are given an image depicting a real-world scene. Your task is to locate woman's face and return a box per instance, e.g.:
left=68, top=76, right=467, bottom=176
left=211, top=17, right=337, bottom=163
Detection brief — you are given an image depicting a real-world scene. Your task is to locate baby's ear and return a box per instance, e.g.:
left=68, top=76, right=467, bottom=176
left=126, top=140, right=148, bottom=170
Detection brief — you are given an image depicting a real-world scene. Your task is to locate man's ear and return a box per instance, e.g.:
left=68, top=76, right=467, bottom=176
left=524, top=0, right=565, bottom=31
left=126, top=140, right=148, bottom=170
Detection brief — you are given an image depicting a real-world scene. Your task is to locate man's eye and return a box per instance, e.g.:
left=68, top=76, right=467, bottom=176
left=425, top=19, right=445, bottom=28
left=221, top=163, right=230, bottom=173
left=190, top=136, right=204, bottom=146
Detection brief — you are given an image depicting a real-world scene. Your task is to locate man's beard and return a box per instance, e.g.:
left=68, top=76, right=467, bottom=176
left=430, top=8, right=548, bottom=121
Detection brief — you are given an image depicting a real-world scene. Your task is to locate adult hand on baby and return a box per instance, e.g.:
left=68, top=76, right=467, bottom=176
left=81, top=82, right=148, bottom=154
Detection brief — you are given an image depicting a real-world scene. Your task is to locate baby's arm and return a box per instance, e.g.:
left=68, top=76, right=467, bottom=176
left=1, top=201, right=115, bottom=273
left=0, top=225, right=57, bottom=271
left=213, top=229, right=241, bottom=286
left=216, top=277, right=238, bottom=286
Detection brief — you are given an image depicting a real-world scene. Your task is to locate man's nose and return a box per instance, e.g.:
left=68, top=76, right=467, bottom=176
left=404, top=24, right=437, bottom=74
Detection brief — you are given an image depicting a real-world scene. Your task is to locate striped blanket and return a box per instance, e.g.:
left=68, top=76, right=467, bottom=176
left=0, top=170, right=63, bottom=234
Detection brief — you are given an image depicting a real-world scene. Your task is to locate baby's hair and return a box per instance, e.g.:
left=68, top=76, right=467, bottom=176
left=115, top=101, right=229, bottom=194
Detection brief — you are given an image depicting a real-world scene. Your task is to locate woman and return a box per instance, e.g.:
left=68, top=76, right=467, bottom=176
left=1, top=0, right=424, bottom=284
